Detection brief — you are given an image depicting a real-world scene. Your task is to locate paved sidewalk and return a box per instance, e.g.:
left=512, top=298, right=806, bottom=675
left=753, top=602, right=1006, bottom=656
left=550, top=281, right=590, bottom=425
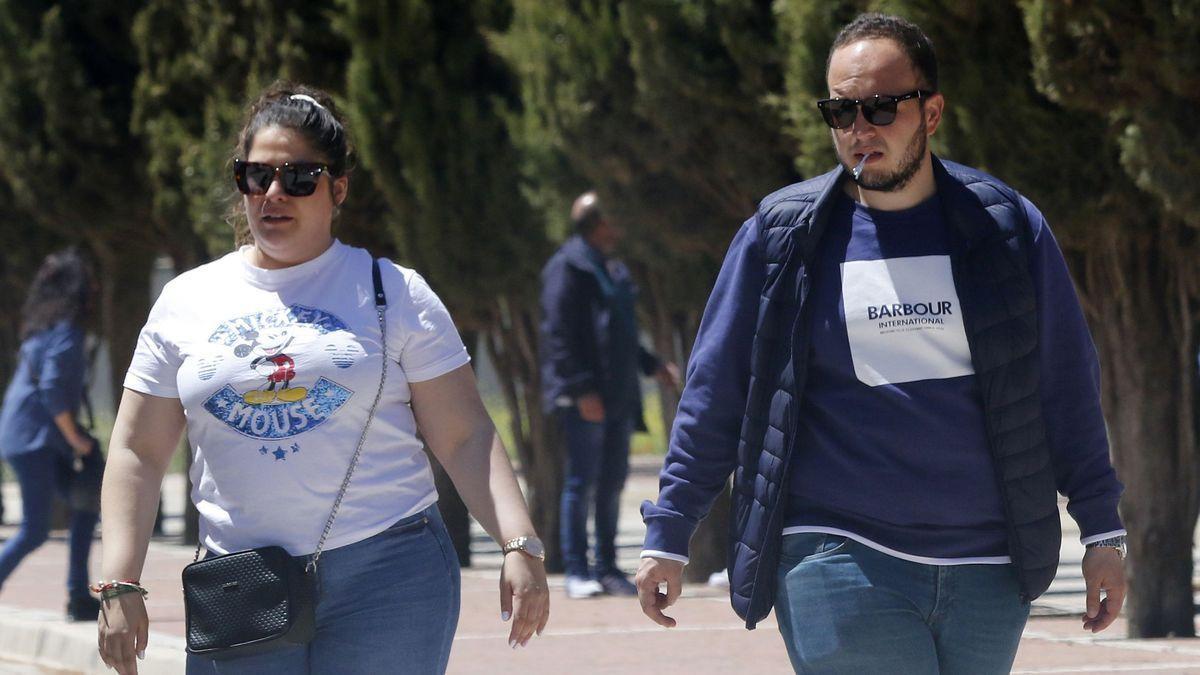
left=1, top=455, right=1199, bottom=674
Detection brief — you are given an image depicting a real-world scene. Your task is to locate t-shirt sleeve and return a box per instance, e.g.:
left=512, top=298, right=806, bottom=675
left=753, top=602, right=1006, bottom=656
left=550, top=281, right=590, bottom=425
left=387, top=265, right=471, bottom=383
left=124, top=283, right=184, bottom=398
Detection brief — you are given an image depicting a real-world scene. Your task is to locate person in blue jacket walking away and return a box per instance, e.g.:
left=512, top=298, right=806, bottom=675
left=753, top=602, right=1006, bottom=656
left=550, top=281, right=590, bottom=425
left=0, top=248, right=102, bottom=621
left=540, top=191, right=680, bottom=599
left=635, top=13, right=1126, bottom=674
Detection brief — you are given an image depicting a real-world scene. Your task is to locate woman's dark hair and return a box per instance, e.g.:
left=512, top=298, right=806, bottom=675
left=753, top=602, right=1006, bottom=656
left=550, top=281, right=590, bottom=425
left=827, top=13, right=938, bottom=92
left=20, top=248, right=95, bottom=339
left=236, top=81, right=353, bottom=176
left=228, top=81, right=355, bottom=244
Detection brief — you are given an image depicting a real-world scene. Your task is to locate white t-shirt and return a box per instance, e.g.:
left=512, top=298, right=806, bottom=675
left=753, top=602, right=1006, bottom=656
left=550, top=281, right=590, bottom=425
left=125, top=240, right=470, bottom=556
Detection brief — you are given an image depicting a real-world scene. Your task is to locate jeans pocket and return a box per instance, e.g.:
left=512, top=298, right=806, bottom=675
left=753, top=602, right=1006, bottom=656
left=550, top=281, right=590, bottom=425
left=807, top=534, right=849, bottom=560
left=385, top=513, right=430, bottom=537
left=779, top=533, right=850, bottom=567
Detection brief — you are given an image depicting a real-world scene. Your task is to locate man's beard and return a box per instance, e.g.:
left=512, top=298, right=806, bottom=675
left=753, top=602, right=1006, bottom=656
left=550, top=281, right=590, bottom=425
left=844, top=119, right=927, bottom=192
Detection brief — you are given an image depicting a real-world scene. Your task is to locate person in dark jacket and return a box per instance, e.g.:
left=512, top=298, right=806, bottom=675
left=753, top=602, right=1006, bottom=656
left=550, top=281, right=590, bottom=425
left=540, top=191, right=679, bottom=599
left=635, top=13, right=1126, bottom=673
left=0, top=248, right=101, bottom=621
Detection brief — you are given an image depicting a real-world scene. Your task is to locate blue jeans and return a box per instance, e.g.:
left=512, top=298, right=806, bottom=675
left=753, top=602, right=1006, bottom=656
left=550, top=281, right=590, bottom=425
left=559, top=408, right=633, bottom=578
left=775, top=533, right=1030, bottom=674
left=187, top=506, right=461, bottom=674
left=0, top=449, right=99, bottom=600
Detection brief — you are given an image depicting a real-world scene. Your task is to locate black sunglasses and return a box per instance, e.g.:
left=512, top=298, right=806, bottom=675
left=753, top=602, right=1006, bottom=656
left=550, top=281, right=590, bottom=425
left=233, top=159, right=330, bottom=197
left=816, top=90, right=933, bottom=129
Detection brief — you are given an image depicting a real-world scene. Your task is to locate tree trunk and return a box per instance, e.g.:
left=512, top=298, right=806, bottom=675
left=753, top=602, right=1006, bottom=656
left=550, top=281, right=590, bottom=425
left=684, top=483, right=731, bottom=583
left=643, top=272, right=680, bottom=436
left=184, top=443, right=200, bottom=546
left=430, top=450, right=472, bottom=566
left=487, top=295, right=564, bottom=573
left=644, top=270, right=725, bottom=581
left=90, top=237, right=155, bottom=406
left=1076, top=222, right=1200, bottom=638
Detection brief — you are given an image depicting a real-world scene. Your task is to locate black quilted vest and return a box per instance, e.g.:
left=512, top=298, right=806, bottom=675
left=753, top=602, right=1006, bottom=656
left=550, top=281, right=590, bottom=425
left=728, top=157, right=1060, bottom=629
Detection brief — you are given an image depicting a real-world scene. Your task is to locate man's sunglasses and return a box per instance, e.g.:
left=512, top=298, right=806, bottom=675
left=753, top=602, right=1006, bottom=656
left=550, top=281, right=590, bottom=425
left=233, top=159, right=330, bottom=197
left=816, top=90, right=933, bottom=129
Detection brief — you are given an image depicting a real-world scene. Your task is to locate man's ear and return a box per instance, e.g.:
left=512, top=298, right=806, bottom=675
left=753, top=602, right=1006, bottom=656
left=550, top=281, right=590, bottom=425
left=924, top=92, right=945, bottom=136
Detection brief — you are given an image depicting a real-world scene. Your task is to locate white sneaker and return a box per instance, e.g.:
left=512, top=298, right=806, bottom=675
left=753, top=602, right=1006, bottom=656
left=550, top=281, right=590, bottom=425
left=707, top=569, right=729, bottom=589
left=565, top=575, right=604, bottom=599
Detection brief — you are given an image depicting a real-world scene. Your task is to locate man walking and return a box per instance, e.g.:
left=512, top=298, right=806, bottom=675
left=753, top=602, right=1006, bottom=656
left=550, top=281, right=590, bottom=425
left=541, top=191, right=679, bottom=599
left=636, top=13, right=1126, bottom=673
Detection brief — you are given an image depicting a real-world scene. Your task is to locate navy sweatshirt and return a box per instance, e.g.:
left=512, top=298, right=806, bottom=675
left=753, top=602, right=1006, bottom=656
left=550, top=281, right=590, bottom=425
left=642, top=192, right=1124, bottom=564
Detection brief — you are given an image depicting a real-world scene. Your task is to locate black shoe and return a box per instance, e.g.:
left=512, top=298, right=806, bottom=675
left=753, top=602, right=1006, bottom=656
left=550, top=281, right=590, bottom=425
left=66, top=595, right=101, bottom=622
left=597, top=572, right=638, bottom=596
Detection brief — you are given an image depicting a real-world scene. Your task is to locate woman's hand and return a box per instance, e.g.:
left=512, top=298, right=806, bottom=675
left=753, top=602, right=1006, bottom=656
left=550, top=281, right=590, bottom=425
left=98, top=593, right=149, bottom=674
left=69, top=432, right=95, bottom=457
left=499, top=552, right=550, bottom=648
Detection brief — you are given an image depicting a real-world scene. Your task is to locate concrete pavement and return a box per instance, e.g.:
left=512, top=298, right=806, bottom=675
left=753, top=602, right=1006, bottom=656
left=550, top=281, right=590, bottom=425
left=2, top=455, right=1199, bottom=674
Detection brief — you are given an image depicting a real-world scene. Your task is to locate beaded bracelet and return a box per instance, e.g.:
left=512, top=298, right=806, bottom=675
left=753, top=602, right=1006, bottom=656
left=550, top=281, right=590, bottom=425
left=89, top=580, right=149, bottom=600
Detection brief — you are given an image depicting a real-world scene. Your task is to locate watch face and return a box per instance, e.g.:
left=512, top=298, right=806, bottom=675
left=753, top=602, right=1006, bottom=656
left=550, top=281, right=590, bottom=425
left=524, top=537, right=546, bottom=559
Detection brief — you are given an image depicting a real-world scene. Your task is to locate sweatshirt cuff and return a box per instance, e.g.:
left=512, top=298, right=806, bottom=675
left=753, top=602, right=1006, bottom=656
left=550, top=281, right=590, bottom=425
left=640, top=500, right=696, bottom=559
left=1069, top=494, right=1124, bottom=543
left=641, top=550, right=689, bottom=565
left=1080, top=529, right=1127, bottom=546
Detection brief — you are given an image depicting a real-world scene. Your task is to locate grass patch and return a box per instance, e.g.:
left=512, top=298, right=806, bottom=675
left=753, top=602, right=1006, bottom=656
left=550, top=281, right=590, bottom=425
left=483, top=387, right=668, bottom=459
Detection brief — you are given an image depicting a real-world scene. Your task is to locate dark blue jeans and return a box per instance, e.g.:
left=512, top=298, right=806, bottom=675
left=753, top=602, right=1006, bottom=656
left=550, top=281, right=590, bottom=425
left=0, top=449, right=99, bottom=600
left=559, top=408, right=633, bottom=579
left=775, top=533, right=1030, bottom=674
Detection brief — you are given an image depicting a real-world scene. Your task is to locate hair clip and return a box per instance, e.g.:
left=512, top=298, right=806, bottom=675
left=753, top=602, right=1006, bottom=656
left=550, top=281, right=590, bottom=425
left=289, top=94, right=326, bottom=110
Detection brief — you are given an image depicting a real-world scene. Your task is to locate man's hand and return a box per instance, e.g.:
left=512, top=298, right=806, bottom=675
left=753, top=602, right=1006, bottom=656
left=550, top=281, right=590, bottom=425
left=576, top=393, right=605, bottom=423
left=635, top=556, right=684, bottom=628
left=1081, top=546, right=1126, bottom=633
left=655, top=362, right=682, bottom=390
left=69, top=433, right=96, bottom=457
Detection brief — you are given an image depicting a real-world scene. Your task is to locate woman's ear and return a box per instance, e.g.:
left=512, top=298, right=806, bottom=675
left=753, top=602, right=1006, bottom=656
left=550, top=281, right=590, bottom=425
left=332, top=175, right=349, bottom=206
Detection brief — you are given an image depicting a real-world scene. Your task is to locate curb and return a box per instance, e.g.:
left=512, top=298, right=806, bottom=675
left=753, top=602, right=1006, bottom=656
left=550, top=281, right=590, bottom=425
left=0, top=607, right=185, bottom=674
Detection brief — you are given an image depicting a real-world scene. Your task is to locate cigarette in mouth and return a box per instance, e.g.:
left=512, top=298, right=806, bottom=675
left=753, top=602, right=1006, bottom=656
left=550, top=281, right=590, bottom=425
left=852, top=152, right=875, bottom=179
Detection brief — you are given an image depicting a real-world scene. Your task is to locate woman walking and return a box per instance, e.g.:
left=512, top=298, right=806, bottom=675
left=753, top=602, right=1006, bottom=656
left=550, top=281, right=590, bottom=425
left=0, top=248, right=102, bottom=621
left=96, top=83, right=549, bottom=674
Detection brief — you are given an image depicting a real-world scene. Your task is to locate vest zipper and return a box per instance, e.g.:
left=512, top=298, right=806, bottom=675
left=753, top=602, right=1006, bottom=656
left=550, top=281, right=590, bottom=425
left=746, top=266, right=815, bottom=628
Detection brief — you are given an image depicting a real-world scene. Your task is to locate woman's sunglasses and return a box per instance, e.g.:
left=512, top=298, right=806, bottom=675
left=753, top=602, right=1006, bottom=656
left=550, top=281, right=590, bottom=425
left=816, top=90, right=933, bottom=129
left=233, top=159, right=330, bottom=197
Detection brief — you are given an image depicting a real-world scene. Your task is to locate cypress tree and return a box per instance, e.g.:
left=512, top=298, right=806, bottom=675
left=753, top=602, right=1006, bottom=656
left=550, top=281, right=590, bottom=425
left=0, top=0, right=156, bottom=404
left=1021, top=0, right=1200, bottom=638
left=502, top=0, right=797, bottom=577
left=339, top=0, right=558, bottom=567
left=131, top=0, right=390, bottom=264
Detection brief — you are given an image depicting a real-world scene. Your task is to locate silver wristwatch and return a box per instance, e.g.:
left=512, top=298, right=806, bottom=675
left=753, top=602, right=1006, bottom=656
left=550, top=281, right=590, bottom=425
left=1086, top=535, right=1126, bottom=560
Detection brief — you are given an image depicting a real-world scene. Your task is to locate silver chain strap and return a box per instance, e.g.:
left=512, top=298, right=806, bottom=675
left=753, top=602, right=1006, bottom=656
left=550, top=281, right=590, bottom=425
left=307, top=302, right=389, bottom=573
left=193, top=270, right=390, bottom=570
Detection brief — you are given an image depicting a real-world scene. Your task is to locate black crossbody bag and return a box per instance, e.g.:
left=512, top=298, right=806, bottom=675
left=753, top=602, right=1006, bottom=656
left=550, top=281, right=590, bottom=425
left=182, top=259, right=391, bottom=660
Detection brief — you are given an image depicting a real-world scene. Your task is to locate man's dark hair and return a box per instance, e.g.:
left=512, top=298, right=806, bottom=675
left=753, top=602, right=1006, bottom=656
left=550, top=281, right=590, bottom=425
left=827, top=13, right=938, bottom=92
left=571, top=191, right=604, bottom=236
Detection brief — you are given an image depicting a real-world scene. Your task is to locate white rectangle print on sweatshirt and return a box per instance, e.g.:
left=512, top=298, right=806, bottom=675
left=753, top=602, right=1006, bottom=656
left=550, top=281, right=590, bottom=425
left=840, top=255, right=973, bottom=387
